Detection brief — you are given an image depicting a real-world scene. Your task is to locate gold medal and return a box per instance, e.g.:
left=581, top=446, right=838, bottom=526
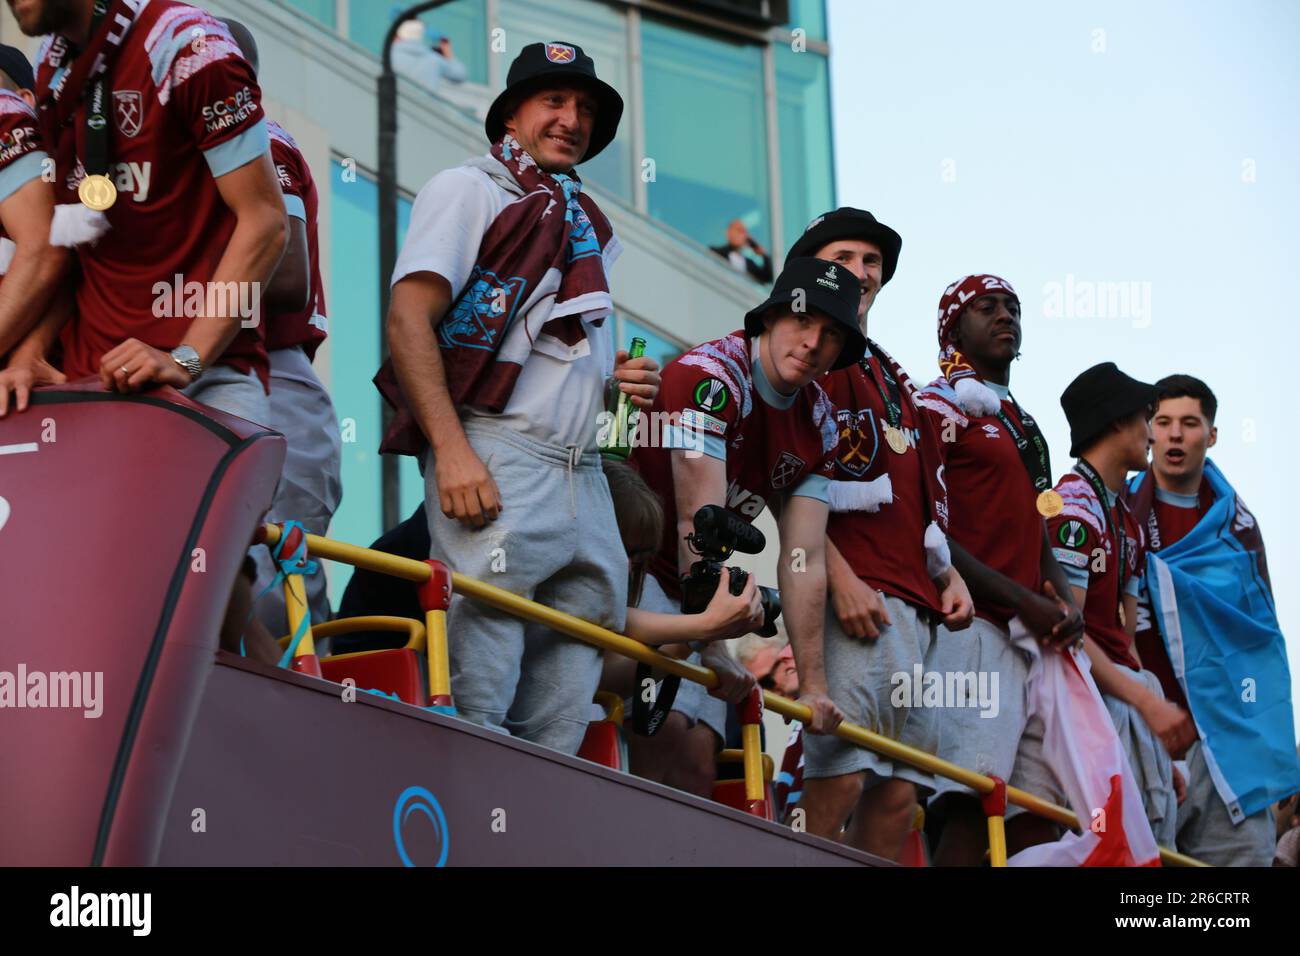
left=78, top=174, right=117, bottom=212
left=1036, top=489, right=1064, bottom=518
left=885, top=425, right=908, bottom=454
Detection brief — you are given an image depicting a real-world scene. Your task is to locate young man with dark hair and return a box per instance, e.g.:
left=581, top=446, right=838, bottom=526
left=1048, top=363, right=1194, bottom=848
left=784, top=209, right=975, bottom=862
left=0, top=42, right=66, bottom=389
left=1127, top=374, right=1300, bottom=865
left=379, top=42, right=659, bottom=754
left=221, top=18, right=343, bottom=634
left=4, top=0, right=288, bottom=432
left=628, top=256, right=867, bottom=796
left=913, top=274, right=1084, bottom=865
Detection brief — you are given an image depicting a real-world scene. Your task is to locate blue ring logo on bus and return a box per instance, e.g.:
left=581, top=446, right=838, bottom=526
left=393, top=786, right=450, bottom=867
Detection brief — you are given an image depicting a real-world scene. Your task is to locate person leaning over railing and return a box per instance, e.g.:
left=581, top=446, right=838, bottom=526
left=376, top=42, right=660, bottom=756
left=782, top=209, right=975, bottom=863
left=627, top=257, right=869, bottom=799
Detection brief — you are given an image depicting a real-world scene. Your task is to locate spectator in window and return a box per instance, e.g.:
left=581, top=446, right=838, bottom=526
left=391, top=19, right=467, bottom=96
left=711, top=219, right=772, bottom=283
left=377, top=42, right=659, bottom=756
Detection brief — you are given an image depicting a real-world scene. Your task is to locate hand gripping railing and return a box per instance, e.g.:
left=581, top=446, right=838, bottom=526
left=261, top=523, right=1206, bottom=867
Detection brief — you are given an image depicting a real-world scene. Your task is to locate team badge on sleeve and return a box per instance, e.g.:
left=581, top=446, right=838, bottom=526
left=1057, top=520, right=1088, bottom=549
left=545, top=43, right=576, bottom=63
left=693, top=378, right=730, bottom=413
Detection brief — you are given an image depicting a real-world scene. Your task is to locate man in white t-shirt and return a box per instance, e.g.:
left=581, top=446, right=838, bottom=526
left=385, top=42, right=659, bottom=754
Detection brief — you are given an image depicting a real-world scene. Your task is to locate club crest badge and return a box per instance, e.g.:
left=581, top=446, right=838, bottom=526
left=545, top=43, right=576, bottom=63
left=835, top=408, right=876, bottom=478
left=114, top=90, right=142, bottom=138
left=438, top=268, right=528, bottom=351
left=771, top=452, right=806, bottom=489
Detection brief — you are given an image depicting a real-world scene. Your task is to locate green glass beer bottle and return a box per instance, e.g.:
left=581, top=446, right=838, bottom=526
left=601, top=337, right=647, bottom=461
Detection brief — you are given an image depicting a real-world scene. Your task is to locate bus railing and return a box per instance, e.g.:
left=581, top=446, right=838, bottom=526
left=261, top=522, right=1205, bottom=867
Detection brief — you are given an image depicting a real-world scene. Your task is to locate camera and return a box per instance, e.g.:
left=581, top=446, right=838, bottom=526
left=679, top=505, right=782, bottom=637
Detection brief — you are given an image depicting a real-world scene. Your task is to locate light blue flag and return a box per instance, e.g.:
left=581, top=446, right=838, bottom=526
left=1131, top=460, right=1300, bottom=820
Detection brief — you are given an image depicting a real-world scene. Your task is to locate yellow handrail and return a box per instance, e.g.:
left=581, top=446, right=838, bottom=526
left=261, top=523, right=1206, bottom=867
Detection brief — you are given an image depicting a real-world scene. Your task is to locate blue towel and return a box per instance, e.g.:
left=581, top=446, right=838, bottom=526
left=1129, top=460, right=1300, bottom=819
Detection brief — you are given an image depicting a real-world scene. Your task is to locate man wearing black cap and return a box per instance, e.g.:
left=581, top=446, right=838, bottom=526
left=627, top=258, right=866, bottom=794
left=1047, top=362, right=1196, bottom=848
left=381, top=42, right=659, bottom=755
left=785, top=208, right=976, bottom=862
left=0, top=41, right=65, bottom=396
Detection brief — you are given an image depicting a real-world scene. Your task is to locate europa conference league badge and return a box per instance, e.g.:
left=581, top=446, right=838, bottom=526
left=1037, top=489, right=1064, bottom=518
left=885, top=425, right=908, bottom=455
left=79, top=174, right=117, bottom=212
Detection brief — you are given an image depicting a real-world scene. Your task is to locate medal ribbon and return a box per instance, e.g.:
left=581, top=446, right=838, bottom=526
left=997, top=393, right=1053, bottom=492
left=1074, top=457, right=1132, bottom=612
left=863, top=341, right=903, bottom=432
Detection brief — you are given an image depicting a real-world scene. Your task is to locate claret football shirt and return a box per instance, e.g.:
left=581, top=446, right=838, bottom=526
left=265, top=120, right=327, bottom=358
left=914, top=377, right=1046, bottom=626
left=35, top=1, right=273, bottom=385
left=1047, top=469, right=1144, bottom=670
left=0, top=90, right=47, bottom=276
left=630, top=330, right=837, bottom=599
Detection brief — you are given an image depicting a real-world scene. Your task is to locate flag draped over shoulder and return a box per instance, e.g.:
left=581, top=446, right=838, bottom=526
left=1008, top=634, right=1161, bottom=867
left=1128, top=460, right=1300, bottom=819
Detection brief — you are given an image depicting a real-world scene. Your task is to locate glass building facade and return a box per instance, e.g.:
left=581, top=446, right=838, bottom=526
left=276, top=0, right=834, bottom=598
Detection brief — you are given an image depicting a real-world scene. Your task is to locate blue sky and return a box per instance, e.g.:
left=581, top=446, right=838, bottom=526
left=827, top=0, right=1300, bottom=733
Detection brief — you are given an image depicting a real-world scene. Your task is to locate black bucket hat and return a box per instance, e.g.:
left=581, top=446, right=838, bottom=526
left=743, top=258, right=867, bottom=370
left=0, top=44, right=34, bottom=92
left=1060, top=362, right=1160, bottom=457
left=785, top=207, right=902, bottom=286
left=485, top=42, right=624, bottom=163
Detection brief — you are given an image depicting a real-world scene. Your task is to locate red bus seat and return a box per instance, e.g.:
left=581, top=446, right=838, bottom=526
left=320, top=649, right=425, bottom=706
left=713, top=750, right=775, bottom=820
left=577, top=692, right=627, bottom=771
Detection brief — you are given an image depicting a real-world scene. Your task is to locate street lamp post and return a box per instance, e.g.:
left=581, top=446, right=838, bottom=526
left=378, top=1, right=454, bottom=530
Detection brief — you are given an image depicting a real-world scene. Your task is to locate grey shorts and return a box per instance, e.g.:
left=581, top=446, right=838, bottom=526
left=252, top=347, right=343, bottom=632
left=928, top=616, right=1031, bottom=803
left=1176, top=739, right=1276, bottom=866
left=182, top=362, right=270, bottom=427
left=629, top=574, right=727, bottom=740
left=424, top=421, right=625, bottom=756
left=1005, top=710, right=1069, bottom=821
left=802, top=594, right=941, bottom=794
left=1103, top=668, right=1177, bottom=849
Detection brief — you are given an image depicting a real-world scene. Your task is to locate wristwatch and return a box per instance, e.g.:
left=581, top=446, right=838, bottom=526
left=170, top=345, right=203, bottom=382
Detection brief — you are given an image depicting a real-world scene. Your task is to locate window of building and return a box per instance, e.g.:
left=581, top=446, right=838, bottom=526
left=641, top=16, right=771, bottom=253
left=282, top=0, right=335, bottom=29
left=776, top=45, right=834, bottom=254
left=786, top=0, right=826, bottom=41
left=498, top=0, right=633, bottom=202
left=622, top=315, right=686, bottom=373
left=350, top=0, right=489, bottom=86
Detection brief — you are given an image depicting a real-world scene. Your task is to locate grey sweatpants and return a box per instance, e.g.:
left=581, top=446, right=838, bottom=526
left=1103, top=667, right=1178, bottom=849
left=1176, top=740, right=1276, bottom=866
left=251, top=346, right=343, bottom=634
left=424, top=421, right=626, bottom=755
